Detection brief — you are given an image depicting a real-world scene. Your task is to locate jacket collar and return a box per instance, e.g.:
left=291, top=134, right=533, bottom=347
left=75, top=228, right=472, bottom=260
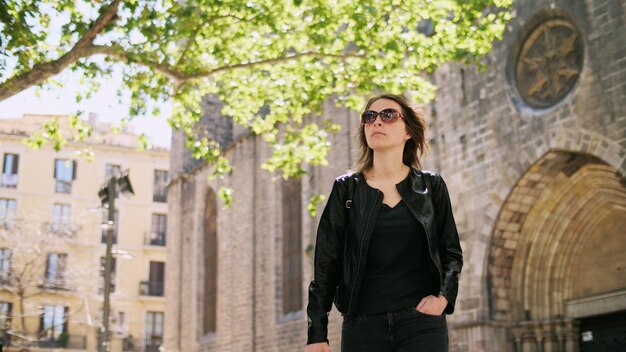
left=352, top=167, right=427, bottom=194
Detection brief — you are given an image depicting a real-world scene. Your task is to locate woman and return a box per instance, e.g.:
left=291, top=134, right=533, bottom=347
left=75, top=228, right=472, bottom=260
left=305, top=94, right=463, bottom=352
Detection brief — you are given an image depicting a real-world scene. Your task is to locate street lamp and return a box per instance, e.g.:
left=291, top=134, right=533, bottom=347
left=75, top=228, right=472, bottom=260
left=98, top=170, right=134, bottom=352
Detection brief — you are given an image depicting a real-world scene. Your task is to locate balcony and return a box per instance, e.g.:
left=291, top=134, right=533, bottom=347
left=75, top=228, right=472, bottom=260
left=39, top=278, right=69, bottom=291
left=145, top=339, right=163, bottom=352
left=152, top=193, right=167, bottom=203
left=145, top=231, right=166, bottom=246
left=55, top=180, right=72, bottom=193
left=101, top=231, right=118, bottom=244
left=36, top=334, right=86, bottom=349
left=0, top=331, right=11, bottom=348
left=122, top=336, right=141, bottom=351
left=139, top=281, right=164, bottom=297
left=43, top=222, right=80, bottom=239
left=0, top=272, right=11, bottom=286
left=0, top=173, right=18, bottom=188
left=0, top=217, right=16, bottom=230
left=122, top=336, right=163, bottom=352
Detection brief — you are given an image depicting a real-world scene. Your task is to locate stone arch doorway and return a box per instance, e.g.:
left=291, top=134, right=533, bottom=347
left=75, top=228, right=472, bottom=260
left=487, top=150, right=626, bottom=352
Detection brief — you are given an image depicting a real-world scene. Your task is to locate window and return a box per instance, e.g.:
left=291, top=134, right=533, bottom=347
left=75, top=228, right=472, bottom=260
left=101, top=210, right=119, bottom=244
left=115, top=311, right=128, bottom=336
left=105, top=164, right=121, bottom=179
left=44, top=253, right=67, bottom=289
left=1, top=153, right=18, bottom=188
left=203, top=189, right=217, bottom=334
left=148, top=261, right=164, bottom=296
left=140, top=262, right=164, bottom=296
left=282, top=178, right=303, bottom=314
left=40, top=305, right=68, bottom=340
left=0, top=249, right=11, bottom=285
left=0, top=301, right=12, bottom=345
left=51, top=203, right=72, bottom=236
left=99, top=257, right=116, bottom=294
left=145, top=312, right=163, bottom=352
left=54, top=159, right=76, bottom=193
left=0, top=198, right=17, bottom=229
left=104, top=164, right=122, bottom=197
left=153, top=170, right=169, bottom=203
left=149, top=214, right=166, bottom=246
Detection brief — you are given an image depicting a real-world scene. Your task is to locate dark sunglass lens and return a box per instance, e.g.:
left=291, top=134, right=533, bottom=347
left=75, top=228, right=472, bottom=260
left=362, top=111, right=377, bottom=124
left=381, top=109, right=397, bottom=122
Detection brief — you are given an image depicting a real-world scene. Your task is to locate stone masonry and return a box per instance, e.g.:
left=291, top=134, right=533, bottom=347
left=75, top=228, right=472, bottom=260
left=165, top=0, right=625, bottom=351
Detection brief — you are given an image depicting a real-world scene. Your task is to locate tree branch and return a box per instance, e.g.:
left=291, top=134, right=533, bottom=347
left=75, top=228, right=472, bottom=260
left=190, top=50, right=365, bottom=79
left=0, top=0, right=122, bottom=101
left=175, top=13, right=262, bottom=67
left=1, top=33, right=362, bottom=102
left=74, top=0, right=123, bottom=50
left=175, top=23, right=204, bottom=67
left=89, top=44, right=187, bottom=81
left=70, top=45, right=362, bottom=84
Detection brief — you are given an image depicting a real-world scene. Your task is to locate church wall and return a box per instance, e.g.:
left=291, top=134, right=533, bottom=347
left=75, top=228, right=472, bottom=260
left=165, top=0, right=625, bottom=351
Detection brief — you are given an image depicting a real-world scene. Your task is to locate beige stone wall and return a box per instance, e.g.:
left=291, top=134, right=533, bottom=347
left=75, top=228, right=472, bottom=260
left=0, top=115, right=169, bottom=351
left=430, top=0, right=626, bottom=350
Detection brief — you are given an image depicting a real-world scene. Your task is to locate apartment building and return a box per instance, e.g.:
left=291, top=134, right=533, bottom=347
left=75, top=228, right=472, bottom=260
left=0, top=113, right=169, bottom=352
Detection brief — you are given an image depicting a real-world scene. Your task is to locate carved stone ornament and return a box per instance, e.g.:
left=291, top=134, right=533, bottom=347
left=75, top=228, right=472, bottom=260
left=515, top=19, right=583, bottom=108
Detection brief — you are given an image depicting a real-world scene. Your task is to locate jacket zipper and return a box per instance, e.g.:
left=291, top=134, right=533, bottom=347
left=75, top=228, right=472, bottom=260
left=402, top=198, right=442, bottom=287
left=347, top=191, right=380, bottom=313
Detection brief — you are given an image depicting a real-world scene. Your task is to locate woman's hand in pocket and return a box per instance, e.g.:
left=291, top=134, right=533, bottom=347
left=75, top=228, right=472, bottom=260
left=416, top=294, right=448, bottom=315
left=305, top=342, right=330, bottom=352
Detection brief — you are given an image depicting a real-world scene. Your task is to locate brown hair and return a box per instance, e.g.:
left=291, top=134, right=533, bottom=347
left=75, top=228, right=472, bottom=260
left=355, top=94, right=429, bottom=172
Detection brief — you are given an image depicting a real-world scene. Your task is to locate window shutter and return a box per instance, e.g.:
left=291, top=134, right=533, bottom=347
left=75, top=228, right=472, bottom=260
left=63, top=306, right=69, bottom=333
left=58, top=254, right=67, bottom=280
left=12, top=155, right=18, bottom=174
left=1, top=154, right=6, bottom=173
left=45, top=254, right=51, bottom=280
left=53, top=159, right=58, bottom=179
left=72, top=160, right=77, bottom=180
left=39, top=309, right=44, bottom=333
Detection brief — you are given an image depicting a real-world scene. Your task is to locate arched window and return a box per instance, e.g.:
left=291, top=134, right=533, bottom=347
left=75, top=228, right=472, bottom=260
left=282, top=178, right=302, bottom=314
left=203, top=188, right=218, bottom=334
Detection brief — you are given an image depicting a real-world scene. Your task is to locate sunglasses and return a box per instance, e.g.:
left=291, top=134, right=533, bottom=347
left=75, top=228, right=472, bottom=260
left=361, top=108, right=404, bottom=125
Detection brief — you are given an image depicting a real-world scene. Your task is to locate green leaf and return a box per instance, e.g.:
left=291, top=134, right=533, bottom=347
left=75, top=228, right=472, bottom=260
left=218, top=187, right=234, bottom=207
left=307, top=193, right=326, bottom=217
left=2, top=0, right=512, bottom=205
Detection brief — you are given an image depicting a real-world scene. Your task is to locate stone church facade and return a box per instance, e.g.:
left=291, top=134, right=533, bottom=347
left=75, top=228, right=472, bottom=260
left=164, top=0, right=626, bottom=351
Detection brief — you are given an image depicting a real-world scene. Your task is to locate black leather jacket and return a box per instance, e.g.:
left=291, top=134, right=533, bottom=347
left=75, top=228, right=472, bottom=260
left=306, top=168, right=463, bottom=345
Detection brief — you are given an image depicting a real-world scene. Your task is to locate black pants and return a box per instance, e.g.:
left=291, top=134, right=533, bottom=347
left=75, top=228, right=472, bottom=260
left=341, top=306, right=448, bottom=352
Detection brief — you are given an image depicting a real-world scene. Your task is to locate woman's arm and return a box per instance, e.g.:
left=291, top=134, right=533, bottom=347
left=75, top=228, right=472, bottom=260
left=433, top=174, right=463, bottom=314
left=306, top=179, right=348, bottom=345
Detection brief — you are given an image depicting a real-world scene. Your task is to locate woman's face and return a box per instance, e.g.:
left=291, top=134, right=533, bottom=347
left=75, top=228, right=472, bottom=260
left=363, top=98, right=411, bottom=152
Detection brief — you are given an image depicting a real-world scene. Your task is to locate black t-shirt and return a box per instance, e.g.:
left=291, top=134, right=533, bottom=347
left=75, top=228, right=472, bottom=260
left=355, top=200, right=438, bottom=315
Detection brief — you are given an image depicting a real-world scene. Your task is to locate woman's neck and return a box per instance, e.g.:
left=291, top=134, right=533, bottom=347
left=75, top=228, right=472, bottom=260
left=366, top=150, right=410, bottom=183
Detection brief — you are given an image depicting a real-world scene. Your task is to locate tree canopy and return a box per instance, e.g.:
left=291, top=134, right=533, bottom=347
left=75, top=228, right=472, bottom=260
left=0, top=0, right=511, bottom=200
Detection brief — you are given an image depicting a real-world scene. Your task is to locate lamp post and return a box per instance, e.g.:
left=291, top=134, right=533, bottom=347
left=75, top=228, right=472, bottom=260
left=98, top=171, right=134, bottom=352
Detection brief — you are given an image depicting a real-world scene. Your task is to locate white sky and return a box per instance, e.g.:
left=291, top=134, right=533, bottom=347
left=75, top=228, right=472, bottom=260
left=0, top=3, right=176, bottom=149
left=0, top=67, right=173, bottom=148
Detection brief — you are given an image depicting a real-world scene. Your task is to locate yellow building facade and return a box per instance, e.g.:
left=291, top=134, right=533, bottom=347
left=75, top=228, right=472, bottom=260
left=0, top=114, right=169, bottom=352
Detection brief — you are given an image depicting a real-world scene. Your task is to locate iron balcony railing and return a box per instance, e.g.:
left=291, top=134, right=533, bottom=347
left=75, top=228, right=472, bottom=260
left=145, top=231, right=166, bottom=246
left=43, top=222, right=81, bottom=239
left=152, top=191, right=167, bottom=203
left=55, top=180, right=72, bottom=193
left=0, top=174, right=17, bottom=188
left=0, top=272, right=11, bottom=286
left=139, top=281, right=164, bottom=297
left=36, top=334, right=86, bottom=349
